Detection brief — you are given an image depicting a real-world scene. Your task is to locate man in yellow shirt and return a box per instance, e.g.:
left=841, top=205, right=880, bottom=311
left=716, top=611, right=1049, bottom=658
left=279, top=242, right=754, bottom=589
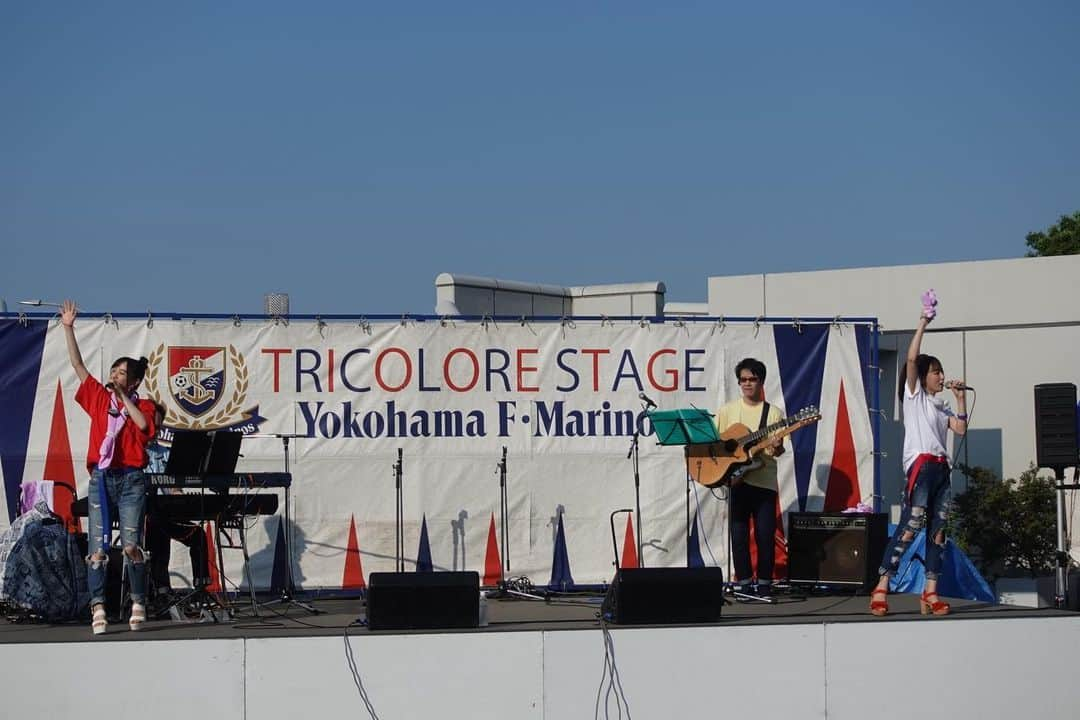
left=714, top=358, right=785, bottom=599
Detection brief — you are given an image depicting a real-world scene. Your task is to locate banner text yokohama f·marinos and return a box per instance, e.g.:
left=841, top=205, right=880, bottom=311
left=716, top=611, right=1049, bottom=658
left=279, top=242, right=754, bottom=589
left=0, top=316, right=878, bottom=588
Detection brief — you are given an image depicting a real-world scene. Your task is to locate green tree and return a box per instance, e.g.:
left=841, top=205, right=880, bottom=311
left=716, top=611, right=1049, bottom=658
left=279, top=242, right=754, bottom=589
left=952, top=464, right=1058, bottom=579
left=1025, top=210, right=1080, bottom=256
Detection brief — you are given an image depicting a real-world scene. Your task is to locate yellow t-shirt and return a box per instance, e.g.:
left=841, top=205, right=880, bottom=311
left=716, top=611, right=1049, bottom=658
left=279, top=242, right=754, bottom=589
left=714, top=398, right=784, bottom=492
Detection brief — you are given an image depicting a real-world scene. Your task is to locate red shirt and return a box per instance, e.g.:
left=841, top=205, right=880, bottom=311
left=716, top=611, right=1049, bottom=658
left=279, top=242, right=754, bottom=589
left=75, top=375, right=157, bottom=472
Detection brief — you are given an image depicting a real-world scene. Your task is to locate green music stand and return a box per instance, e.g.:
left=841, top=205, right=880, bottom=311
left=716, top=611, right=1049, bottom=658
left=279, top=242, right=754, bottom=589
left=648, top=408, right=720, bottom=566
left=649, top=408, right=720, bottom=447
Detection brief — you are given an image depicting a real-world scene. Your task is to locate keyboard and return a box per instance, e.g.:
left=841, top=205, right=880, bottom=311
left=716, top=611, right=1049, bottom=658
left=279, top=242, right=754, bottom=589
left=146, top=472, right=291, bottom=491
left=71, top=493, right=279, bottom=522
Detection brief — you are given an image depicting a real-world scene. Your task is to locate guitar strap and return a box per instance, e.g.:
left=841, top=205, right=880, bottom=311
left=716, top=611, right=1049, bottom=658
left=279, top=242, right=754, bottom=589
left=758, top=402, right=771, bottom=432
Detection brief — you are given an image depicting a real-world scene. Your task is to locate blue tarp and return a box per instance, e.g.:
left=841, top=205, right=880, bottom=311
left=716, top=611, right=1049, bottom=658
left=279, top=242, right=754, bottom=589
left=886, top=523, right=996, bottom=602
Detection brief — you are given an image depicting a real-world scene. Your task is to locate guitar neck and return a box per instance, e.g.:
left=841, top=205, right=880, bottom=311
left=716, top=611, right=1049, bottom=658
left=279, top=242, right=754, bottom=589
left=742, top=417, right=799, bottom=446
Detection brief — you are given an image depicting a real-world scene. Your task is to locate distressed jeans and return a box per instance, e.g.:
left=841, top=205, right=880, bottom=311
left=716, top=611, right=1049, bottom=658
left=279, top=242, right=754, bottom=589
left=878, top=460, right=952, bottom=580
left=87, top=467, right=148, bottom=607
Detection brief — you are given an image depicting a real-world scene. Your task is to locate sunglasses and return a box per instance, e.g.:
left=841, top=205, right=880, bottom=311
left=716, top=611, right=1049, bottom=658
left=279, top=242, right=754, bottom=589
left=738, top=376, right=760, bottom=384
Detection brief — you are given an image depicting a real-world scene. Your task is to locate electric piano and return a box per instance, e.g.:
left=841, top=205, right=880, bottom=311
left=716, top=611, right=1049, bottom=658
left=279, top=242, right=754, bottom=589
left=147, top=472, right=292, bottom=492
left=70, top=472, right=290, bottom=522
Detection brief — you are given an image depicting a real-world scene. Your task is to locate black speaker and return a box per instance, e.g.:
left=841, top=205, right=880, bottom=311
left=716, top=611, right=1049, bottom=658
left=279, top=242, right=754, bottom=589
left=602, top=567, right=724, bottom=625
left=366, top=571, right=479, bottom=630
left=787, top=512, right=888, bottom=590
left=1034, top=383, right=1078, bottom=470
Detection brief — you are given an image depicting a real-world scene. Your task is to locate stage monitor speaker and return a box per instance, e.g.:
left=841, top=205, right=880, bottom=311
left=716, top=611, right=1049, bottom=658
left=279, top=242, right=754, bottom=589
left=366, top=571, right=479, bottom=630
left=1034, top=383, right=1078, bottom=470
left=787, top=512, right=887, bottom=590
left=602, top=567, right=724, bottom=625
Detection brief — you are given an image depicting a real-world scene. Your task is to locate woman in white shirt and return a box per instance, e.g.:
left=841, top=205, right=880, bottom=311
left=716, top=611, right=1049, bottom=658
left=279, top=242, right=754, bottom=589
left=869, top=311, right=968, bottom=616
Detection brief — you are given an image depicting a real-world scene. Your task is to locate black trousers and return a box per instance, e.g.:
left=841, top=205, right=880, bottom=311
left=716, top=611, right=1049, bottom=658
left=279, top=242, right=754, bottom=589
left=730, top=483, right=778, bottom=584
left=146, top=512, right=210, bottom=592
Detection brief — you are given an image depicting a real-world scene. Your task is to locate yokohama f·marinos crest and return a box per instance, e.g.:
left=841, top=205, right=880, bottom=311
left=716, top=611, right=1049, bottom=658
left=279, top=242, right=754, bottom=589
left=145, top=344, right=251, bottom=430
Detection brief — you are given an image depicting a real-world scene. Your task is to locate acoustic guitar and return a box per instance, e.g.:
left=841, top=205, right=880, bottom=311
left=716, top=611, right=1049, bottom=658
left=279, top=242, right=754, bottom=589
left=686, top=405, right=821, bottom=487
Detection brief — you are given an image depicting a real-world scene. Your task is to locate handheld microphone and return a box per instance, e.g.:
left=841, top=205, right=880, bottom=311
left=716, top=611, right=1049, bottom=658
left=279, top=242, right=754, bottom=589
left=639, top=392, right=658, bottom=408
left=18, top=299, right=64, bottom=309
left=105, top=382, right=114, bottom=391
left=945, top=381, right=974, bottom=391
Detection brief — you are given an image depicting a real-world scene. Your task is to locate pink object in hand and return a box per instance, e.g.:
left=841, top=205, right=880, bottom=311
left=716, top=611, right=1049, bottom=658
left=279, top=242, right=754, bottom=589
left=921, top=289, right=938, bottom=320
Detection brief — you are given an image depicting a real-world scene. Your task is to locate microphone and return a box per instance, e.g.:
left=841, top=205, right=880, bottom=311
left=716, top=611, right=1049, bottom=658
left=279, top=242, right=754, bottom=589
left=18, top=299, right=64, bottom=308
left=945, top=381, right=974, bottom=391
left=105, top=382, right=114, bottom=391
left=639, top=392, right=658, bottom=408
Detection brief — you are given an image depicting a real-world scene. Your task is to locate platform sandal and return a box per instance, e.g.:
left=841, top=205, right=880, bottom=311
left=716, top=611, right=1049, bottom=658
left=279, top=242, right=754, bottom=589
left=129, top=602, right=147, bottom=631
left=91, top=606, right=108, bottom=635
left=869, top=588, right=889, bottom=617
left=920, top=591, right=950, bottom=616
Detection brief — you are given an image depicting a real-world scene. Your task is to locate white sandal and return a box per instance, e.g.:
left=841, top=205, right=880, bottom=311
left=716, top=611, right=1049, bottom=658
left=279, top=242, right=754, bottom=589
left=129, top=602, right=146, bottom=632
left=92, top=606, right=108, bottom=635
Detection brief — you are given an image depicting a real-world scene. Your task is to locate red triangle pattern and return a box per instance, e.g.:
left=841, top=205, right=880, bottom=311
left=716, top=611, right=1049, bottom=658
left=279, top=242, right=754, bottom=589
left=483, top=513, right=502, bottom=586
left=823, top=380, right=860, bottom=511
left=342, top=515, right=366, bottom=589
left=43, top=381, right=79, bottom=532
left=773, top=496, right=788, bottom=579
left=204, top=523, right=222, bottom=593
left=620, top=514, right=638, bottom=569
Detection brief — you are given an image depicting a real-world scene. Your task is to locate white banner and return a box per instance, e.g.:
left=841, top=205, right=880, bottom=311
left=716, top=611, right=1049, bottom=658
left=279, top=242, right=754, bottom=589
left=3, top=317, right=876, bottom=588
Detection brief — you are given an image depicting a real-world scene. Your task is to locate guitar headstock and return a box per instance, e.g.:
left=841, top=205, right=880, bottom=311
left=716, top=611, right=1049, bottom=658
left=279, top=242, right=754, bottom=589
left=791, top=405, right=822, bottom=424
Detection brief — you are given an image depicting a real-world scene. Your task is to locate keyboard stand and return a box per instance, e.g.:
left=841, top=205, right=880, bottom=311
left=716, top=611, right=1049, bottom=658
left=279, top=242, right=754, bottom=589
left=216, top=513, right=260, bottom=617
left=154, top=533, right=231, bottom=625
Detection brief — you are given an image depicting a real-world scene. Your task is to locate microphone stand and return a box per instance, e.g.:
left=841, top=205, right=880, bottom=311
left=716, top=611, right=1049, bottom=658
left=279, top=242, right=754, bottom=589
left=394, top=448, right=404, bottom=572
left=498, top=447, right=510, bottom=574
left=609, top=509, right=634, bottom=570
left=251, top=433, right=318, bottom=615
left=626, top=428, right=644, bottom=567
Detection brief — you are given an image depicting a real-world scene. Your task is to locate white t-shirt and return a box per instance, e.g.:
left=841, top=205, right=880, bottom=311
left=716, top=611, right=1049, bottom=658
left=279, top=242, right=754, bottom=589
left=901, top=381, right=954, bottom=474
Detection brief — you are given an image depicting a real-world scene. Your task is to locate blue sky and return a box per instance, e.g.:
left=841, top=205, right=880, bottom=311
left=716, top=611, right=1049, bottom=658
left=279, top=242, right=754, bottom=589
left=3, top=2, right=1078, bottom=315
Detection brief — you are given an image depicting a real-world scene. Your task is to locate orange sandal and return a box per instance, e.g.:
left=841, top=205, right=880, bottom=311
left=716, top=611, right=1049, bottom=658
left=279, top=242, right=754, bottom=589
left=869, top=588, right=889, bottom=617
left=920, top=591, right=950, bottom=616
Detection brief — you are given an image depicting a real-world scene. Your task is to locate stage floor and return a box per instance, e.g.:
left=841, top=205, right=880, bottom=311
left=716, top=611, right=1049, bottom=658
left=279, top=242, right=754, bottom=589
left=1, top=587, right=1074, bottom=644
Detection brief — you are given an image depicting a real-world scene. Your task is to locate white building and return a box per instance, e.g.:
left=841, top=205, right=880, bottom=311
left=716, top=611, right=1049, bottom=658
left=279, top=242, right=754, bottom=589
left=437, top=255, right=1080, bottom=577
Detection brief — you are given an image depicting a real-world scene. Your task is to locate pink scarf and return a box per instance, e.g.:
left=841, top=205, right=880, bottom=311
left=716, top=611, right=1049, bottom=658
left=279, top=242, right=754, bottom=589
left=98, top=391, right=135, bottom=469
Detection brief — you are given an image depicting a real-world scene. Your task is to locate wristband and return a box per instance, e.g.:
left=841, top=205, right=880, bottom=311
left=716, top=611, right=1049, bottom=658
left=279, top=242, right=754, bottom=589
left=957, top=413, right=968, bottom=421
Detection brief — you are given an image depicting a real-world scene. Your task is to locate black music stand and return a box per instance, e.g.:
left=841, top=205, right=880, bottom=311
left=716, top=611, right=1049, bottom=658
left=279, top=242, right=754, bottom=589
left=164, top=431, right=211, bottom=475
left=205, top=431, right=242, bottom=475
left=648, top=408, right=720, bottom=567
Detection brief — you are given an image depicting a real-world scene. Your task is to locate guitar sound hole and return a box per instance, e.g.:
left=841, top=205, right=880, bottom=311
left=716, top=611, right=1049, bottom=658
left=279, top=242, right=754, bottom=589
left=724, top=439, right=739, bottom=453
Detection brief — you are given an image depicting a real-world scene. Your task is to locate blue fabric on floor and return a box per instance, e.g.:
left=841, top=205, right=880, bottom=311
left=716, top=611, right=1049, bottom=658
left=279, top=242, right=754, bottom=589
left=886, top=523, right=996, bottom=602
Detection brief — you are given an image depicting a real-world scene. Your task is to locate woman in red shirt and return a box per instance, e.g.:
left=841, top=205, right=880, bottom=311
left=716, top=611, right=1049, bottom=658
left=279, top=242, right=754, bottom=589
left=61, top=300, right=157, bottom=635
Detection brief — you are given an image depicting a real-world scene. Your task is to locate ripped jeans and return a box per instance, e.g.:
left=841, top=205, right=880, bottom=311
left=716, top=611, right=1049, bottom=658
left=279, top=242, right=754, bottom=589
left=87, top=467, right=148, bottom=607
left=878, top=460, right=952, bottom=580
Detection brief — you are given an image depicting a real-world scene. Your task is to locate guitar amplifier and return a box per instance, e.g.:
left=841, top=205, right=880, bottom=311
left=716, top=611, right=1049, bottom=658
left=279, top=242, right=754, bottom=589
left=787, top=512, right=888, bottom=590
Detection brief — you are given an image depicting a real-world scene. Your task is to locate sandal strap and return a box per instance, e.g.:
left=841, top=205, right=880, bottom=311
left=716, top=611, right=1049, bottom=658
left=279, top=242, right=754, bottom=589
left=129, top=603, right=147, bottom=630
left=92, top=607, right=108, bottom=635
